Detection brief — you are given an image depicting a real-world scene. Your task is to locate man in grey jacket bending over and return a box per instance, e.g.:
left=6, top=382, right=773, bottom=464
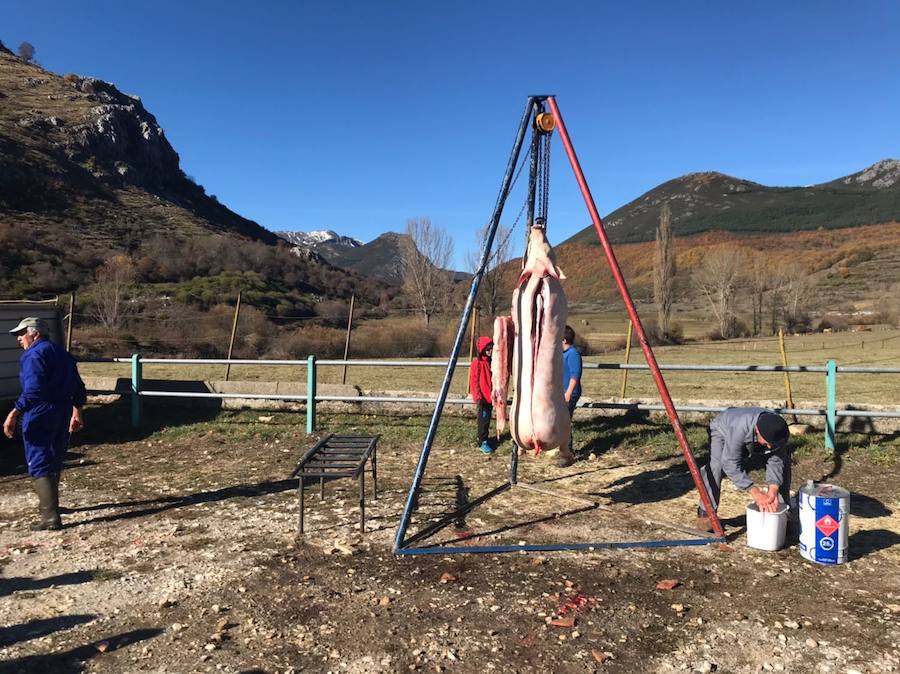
left=696, top=407, right=791, bottom=532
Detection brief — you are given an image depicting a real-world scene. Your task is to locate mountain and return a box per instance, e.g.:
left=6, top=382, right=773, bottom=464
left=562, top=161, right=900, bottom=246
left=325, top=232, right=408, bottom=284
left=276, top=229, right=363, bottom=250
left=278, top=230, right=471, bottom=285
left=276, top=229, right=364, bottom=269
left=0, top=42, right=384, bottom=312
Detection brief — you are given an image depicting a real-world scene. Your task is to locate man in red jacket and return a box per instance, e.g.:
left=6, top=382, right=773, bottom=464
left=469, top=336, right=494, bottom=454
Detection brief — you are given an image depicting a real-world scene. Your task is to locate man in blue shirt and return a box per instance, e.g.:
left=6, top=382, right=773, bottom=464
left=3, top=317, right=86, bottom=530
left=559, top=325, right=582, bottom=467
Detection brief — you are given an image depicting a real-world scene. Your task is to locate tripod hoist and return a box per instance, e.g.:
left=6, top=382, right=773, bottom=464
left=393, top=96, right=726, bottom=556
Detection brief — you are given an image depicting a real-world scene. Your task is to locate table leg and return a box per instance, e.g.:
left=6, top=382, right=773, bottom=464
left=298, top=475, right=305, bottom=535
left=371, top=445, right=378, bottom=500
left=359, top=470, right=366, bottom=534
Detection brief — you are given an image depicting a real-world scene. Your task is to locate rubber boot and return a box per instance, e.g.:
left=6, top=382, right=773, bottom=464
left=30, top=476, right=62, bottom=531
left=51, top=472, right=70, bottom=515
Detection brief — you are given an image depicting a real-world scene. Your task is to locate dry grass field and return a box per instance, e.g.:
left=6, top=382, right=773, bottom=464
left=77, top=327, right=900, bottom=410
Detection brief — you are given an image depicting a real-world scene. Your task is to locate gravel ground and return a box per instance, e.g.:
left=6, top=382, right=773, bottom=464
left=0, top=404, right=898, bottom=674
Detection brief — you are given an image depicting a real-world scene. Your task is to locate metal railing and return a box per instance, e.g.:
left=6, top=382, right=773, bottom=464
left=85, top=355, right=900, bottom=449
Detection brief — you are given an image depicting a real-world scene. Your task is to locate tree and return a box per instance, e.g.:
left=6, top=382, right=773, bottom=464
left=694, top=246, right=742, bottom=339
left=400, top=217, right=454, bottom=325
left=17, top=41, right=36, bottom=63
left=653, top=204, right=676, bottom=338
left=765, top=263, right=814, bottom=334
left=746, top=251, right=770, bottom=336
left=90, top=255, right=136, bottom=331
left=780, top=265, right=814, bottom=333
left=466, top=221, right=513, bottom=319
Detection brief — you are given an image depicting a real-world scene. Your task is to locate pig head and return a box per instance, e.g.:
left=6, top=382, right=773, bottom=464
left=510, top=226, right=570, bottom=455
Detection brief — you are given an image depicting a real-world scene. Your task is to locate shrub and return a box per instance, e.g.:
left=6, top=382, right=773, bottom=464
left=274, top=326, right=345, bottom=359
left=17, top=41, right=36, bottom=63
left=353, top=320, right=437, bottom=358
left=643, top=319, right=684, bottom=346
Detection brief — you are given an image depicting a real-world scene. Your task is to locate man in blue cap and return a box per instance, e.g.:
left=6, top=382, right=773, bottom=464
left=3, top=317, right=86, bottom=530
left=696, top=407, right=791, bottom=532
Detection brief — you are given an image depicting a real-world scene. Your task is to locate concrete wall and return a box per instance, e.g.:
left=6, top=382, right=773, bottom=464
left=81, top=377, right=360, bottom=410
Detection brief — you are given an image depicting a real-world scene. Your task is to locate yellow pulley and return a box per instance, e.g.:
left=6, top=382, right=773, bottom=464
left=535, top=112, right=555, bottom=133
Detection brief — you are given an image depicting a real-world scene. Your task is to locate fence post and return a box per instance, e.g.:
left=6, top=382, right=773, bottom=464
left=306, top=355, right=317, bottom=434
left=778, top=328, right=797, bottom=423
left=619, top=320, right=633, bottom=399
left=131, top=353, right=142, bottom=429
left=825, top=359, right=837, bottom=451
left=341, top=294, right=355, bottom=385
left=224, top=291, right=242, bottom=381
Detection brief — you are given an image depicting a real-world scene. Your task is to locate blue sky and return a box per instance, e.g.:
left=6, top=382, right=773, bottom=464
left=5, top=2, right=900, bottom=267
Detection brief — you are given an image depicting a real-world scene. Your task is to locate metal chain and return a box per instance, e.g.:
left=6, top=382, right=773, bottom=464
left=539, top=130, right=551, bottom=223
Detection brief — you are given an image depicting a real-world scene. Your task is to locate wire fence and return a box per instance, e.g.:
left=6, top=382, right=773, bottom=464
left=81, top=355, right=900, bottom=451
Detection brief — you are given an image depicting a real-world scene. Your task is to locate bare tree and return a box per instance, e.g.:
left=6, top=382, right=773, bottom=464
left=17, top=41, right=36, bottom=63
left=746, top=251, right=770, bottom=336
left=466, top=221, right=513, bottom=319
left=780, top=266, right=814, bottom=333
left=91, top=255, right=136, bottom=331
left=400, top=217, right=454, bottom=325
left=653, top=204, right=676, bottom=338
left=694, top=246, right=742, bottom=339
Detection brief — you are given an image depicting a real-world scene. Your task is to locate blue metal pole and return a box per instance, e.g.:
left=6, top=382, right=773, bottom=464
left=826, top=359, right=837, bottom=451
left=306, top=355, right=316, bottom=434
left=396, top=537, right=724, bottom=556
left=131, top=353, right=142, bottom=429
left=394, top=96, right=540, bottom=553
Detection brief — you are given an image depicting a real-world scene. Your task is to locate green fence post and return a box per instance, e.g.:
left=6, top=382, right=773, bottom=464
left=131, top=353, right=142, bottom=429
left=825, top=359, right=836, bottom=451
left=306, top=355, right=316, bottom=434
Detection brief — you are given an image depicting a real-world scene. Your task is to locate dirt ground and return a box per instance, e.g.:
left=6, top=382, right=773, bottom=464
left=1, top=401, right=898, bottom=674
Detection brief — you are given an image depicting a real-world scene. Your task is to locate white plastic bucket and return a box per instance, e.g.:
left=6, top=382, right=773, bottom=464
left=746, top=502, right=789, bottom=551
left=799, top=481, right=850, bottom=565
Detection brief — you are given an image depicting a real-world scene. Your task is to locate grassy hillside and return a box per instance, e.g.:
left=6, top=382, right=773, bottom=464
left=0, top=44, right=390, bottom=318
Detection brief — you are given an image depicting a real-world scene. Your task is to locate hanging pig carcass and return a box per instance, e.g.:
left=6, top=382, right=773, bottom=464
left=506, top=225, right=571, bottom=456
left=491, top=315, right=515, bottom=437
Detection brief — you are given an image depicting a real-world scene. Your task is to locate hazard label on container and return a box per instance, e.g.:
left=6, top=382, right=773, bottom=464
left=816, top=515, right=840, bottom=537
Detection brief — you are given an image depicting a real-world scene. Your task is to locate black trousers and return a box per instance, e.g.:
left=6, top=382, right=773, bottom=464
left=476, top=401, right=493, bottom=444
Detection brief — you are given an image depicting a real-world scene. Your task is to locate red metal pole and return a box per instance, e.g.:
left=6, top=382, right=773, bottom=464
left=546, top=96, right=724, bottom=538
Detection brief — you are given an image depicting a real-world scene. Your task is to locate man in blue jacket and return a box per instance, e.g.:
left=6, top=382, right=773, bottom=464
left=3, top=317, right=86, bottom=530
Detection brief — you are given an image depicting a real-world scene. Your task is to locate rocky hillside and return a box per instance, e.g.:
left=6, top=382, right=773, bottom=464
left=0, top=43, right=384, bottom=311
left=563, top=161, right=900, bottom=245
left=322, top=232, right=408, bottom=284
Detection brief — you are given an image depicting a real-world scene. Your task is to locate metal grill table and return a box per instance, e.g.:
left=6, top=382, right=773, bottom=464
left=293, top=434, right=379, bottom=535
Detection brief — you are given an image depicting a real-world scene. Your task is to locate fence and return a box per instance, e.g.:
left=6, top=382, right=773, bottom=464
left=83, top=355, right=900, bottom=451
